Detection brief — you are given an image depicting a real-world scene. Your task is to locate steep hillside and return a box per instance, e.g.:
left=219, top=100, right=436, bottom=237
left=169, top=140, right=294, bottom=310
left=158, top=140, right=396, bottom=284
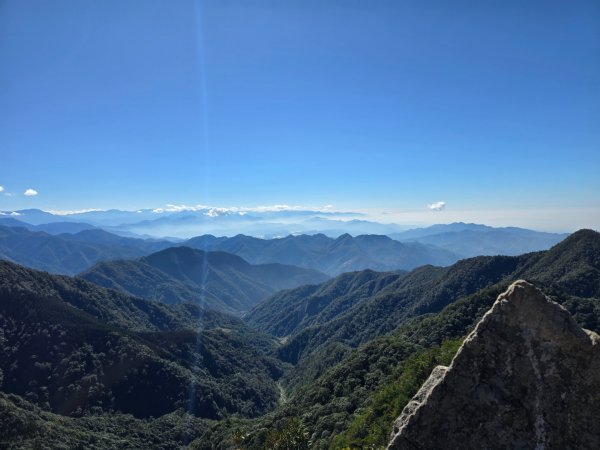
left=217, top=232, right=600, bottom=450
left=245, top=270, right=404, bottom=337
left=512, top=228, right=600, bottom=297
left=1, top=231, right=598, bottom=449
left=245, top=230, right=600, bottom=375
left=248, top=255, right=522, bottom=363
left=80, top=246, right=328, bottom=314
left=0, top=261, right=283, bottom=422
left=0, top=260, right=198, bottom=331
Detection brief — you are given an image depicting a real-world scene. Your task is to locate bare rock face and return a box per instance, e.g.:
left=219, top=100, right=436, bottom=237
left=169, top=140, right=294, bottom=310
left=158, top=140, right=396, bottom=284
left=387, top=280, right=600, bottom=450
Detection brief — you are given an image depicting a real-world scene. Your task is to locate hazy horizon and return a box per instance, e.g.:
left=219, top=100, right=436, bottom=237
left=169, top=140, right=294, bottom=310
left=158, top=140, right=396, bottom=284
left=2, top=1, right=599, bottom=233
left=0, top=202, right=594, bottom=234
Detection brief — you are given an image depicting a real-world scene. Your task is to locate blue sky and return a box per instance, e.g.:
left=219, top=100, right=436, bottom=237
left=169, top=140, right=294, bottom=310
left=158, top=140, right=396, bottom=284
left=1, top=0, right=599, bottom=229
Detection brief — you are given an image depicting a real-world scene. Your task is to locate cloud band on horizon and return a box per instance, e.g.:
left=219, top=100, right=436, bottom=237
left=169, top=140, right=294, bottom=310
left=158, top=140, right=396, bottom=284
left=427, top=201, right=446, bottom=211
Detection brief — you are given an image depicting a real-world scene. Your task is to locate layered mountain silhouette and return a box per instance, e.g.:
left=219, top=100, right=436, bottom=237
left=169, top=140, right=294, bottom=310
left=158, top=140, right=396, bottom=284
left=388, top=280, right=600, bottom=449
left=390, top=222, right=568, bottom=257
left=0, top=217, right=97, bottom=234
left=80, top=246, right=329, bottom=313
left=1, top=219, right=568, bottom=278
left=0, top=225, right=173, bottom=274
left=0, top=224, right=458, bottom=277
left=0, top=210, right=569, bottom=249
left=246, top=229, right=600, bottom=366
left=185, top=233, right=460, bottom=275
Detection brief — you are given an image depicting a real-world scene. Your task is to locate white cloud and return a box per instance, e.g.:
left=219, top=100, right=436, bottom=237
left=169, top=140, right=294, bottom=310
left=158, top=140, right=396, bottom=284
left=427, top=201, right=446, bottom=211
left=151, top=203, right=338, bottom=215
left=252, top=204, right=297, bottom=212
left=24, top=188, right=38, bottom=196
left=0, top=186, right=4, bottom=192
left=44, top=208, right=103, bottom=215
left=204, top=207, right=236, bottom=217
left=152, top=204, right=211, bottom=214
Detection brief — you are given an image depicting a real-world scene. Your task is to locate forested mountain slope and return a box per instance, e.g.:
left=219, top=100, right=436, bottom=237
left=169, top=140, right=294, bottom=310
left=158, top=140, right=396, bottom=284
left=0, top=261, right=284, bottom=423
left=247, top=230, right=600, bottom=368
left=1, top=230, right=598, bottom=449
left=247, top=254, right=523, bottom=364
left=200, top=230, right=600, bottom=450
left=245, top=270, right=404, bottom=337
left=80, top=246, right=328, bottom=314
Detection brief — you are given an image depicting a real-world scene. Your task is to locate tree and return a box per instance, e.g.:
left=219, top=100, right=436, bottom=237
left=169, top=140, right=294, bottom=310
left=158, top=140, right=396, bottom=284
left=262, top=418, right=310, bottom=450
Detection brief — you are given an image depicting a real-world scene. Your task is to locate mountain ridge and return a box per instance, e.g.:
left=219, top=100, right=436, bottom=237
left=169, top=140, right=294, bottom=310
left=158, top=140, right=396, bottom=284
left=0, top=225, right=173, bottom=275
left=186, top=233, right=460, bottom=275
left=247, top=229, right=600, bottom=368
left=0, top=259, right=284, bottom=422
left=80, top=246, right=329, bottom=314
left=390, top=222, right=568, bottom=257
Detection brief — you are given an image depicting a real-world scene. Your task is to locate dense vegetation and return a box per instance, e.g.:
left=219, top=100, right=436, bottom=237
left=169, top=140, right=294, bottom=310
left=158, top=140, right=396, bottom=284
left=331, top=339, right=462, bottom=449
left=246, top=230, right=600, bottom=374
left=0, top=391, right=210, bottom=449
left=0, top=261, right=283, bottom=422
left=249, top=255, right=523, bottom=367
left=81, top=246, right=328, bottom=314
left=262, top=230, right=600, bottom=449
left=245, top=270, right=403, bottom=337
left=205, top=230, right=600, bottom=449
left=0, top=229, right=598, bottom=449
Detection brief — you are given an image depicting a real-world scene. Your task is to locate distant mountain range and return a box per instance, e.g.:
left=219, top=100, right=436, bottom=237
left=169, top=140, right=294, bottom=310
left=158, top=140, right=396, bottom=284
left=390, top=222, right=569, bottom=257
left=80, top=246, right=328, bottom=314
left=185, top=233, right=460, bottom=275
left=2, top=208, right=572, bottom=245
left=0, top=217, right=97, bottom=234
left=0, top=225, right=173, bottom=274
left=0, top=218, right=571, bottom=278
left=0, top=224, right=458, bottom=277
left=1, top=207, right=399, bottom=238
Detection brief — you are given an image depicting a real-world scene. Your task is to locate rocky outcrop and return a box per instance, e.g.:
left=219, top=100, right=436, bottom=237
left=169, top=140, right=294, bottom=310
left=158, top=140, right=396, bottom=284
left=387, top=280, right=600, bottom=450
